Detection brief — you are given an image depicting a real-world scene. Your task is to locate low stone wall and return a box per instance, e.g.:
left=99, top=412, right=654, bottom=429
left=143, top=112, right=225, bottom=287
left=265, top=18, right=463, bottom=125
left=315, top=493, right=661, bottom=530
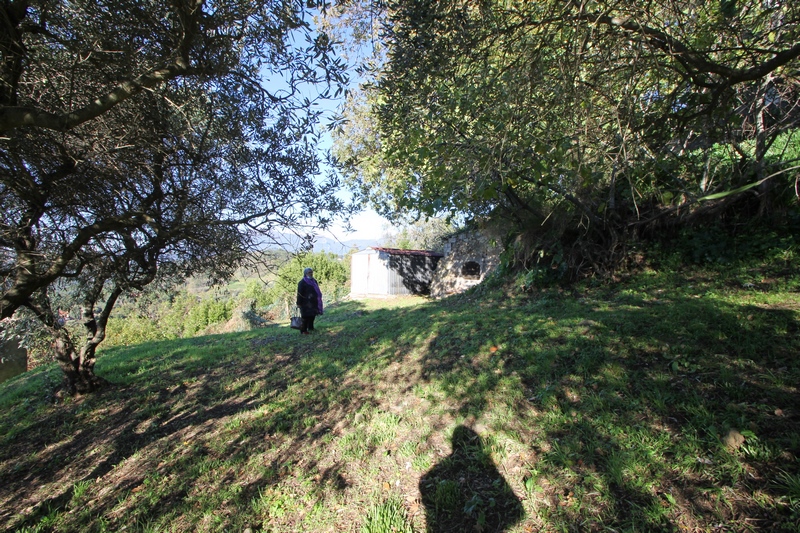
left=430, top=229, right=504, bottom=298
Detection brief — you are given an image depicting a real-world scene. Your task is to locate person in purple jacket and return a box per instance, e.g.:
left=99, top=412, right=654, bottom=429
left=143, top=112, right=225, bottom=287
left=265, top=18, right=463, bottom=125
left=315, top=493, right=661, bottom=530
left=296, top=267, right=323, bottom=334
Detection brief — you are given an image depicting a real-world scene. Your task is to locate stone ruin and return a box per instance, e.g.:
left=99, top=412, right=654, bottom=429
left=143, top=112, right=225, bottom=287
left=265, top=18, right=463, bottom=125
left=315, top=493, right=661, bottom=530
left=430, top=228, right=504, bottom=298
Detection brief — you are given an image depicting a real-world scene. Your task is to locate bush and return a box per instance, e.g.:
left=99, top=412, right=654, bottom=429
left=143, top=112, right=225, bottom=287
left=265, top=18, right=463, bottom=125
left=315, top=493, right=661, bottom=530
left=105, top=315, right=175, bottom=347
left=239, top=280, right=273, bottom=308
left=104, top=291, right=234, bottom=346
left=183, top=297, right=233, bottom=336
left=665, top=222, right=799, bottom=267
left=103, top=253, right=351, bottom=347
left=267, top=252, right=350, bottom=318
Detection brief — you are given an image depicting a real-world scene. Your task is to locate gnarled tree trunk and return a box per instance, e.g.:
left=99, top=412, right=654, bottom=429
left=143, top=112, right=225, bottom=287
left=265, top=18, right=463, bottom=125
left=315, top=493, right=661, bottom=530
left=30, top=283, right=113, bottom=395
left=52, top=325, right=105, bottom=395
left=75, top=284, right=123, bottom=392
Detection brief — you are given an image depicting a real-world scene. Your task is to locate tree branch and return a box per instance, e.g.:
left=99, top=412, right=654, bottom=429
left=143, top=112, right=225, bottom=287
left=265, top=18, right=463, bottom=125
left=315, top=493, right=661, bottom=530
left=0, top=62, right=197, bottom=133
left=573, top=7, right=800, bottom=87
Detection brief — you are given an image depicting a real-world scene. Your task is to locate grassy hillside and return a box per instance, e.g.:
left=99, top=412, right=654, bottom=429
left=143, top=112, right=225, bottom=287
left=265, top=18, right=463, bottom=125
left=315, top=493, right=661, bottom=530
left=1, top=267, right=799, bottom=532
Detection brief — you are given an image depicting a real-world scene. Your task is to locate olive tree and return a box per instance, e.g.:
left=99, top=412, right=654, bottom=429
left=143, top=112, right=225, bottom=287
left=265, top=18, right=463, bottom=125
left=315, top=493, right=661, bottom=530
left=0, top=0, right=348, bottom=393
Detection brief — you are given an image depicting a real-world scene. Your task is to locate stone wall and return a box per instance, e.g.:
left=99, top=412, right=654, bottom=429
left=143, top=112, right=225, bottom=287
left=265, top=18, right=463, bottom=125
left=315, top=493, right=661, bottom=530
left=430, top=229, right=504, bottom=298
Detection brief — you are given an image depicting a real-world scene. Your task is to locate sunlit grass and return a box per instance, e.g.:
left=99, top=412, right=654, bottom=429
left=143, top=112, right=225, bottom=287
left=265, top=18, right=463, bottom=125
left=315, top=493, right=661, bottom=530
left=1, top=268, right=799, bottom=532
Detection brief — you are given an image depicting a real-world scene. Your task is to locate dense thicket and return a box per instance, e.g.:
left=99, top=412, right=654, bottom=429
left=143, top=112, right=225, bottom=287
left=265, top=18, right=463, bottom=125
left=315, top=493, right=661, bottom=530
left=337, top=0, right=800, bottom=278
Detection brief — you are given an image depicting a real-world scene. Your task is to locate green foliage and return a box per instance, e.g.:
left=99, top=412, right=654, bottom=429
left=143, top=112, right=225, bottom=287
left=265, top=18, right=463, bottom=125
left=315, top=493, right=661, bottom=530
left=0, top=0, right=352, bottom=394
left=183, top=298, right=233, bottom=337
left=239, top=280, right=273, bottom=308
left=333, top=89, right=407, bottom=221
left=360, top=498, right=414, bottom=533
left=0, top=308, right=63, bottom=370
left=433, top=480, right=460, bottom=512
left=658, top=221, right=800, bottom=267
left=774, top=471, right=800, bottom=506
left=267, top=252, right=350, bottom=316
left=336, top=0, right=800, bottom=278
left=102, top=252, right=352, bottom=346
left=105, top=315, right=174, bottom=347
left=382, top=217, right=457, bottom=252
left=104, top=291, right=233, bottom=347
left=157, top=291, right=203, bottom=339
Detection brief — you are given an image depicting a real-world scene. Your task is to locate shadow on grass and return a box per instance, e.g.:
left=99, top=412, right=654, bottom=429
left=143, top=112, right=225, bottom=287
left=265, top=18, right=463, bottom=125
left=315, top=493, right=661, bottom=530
left=0, top=299, right=380, bottom=531
left=1, top=286, right=798, bottom=531
left=402, top=287, right=800, bottom=530
left=419, top=425, right=523, bottom=532
left=323, top=285, right=798, bottom=529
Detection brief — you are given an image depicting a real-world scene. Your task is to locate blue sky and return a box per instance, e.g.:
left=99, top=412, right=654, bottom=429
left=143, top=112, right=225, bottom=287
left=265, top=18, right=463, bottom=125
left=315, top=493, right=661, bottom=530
left=263, top=6, right=391, bottom=244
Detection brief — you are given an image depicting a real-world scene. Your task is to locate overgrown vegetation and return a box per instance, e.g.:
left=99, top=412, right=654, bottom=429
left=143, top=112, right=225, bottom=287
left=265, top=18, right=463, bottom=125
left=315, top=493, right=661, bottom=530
left=333, top=0, right=800, bottom=279
left=1, top=241, right=797, bottom=532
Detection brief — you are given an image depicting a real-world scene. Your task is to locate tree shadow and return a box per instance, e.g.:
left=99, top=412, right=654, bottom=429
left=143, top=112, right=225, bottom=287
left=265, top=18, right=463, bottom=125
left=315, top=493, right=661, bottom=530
left=419, top=425, right=524, bottom=533
left=0, top=299, right=378, bottom=531
left=3, top=285, right=799, bottom=531
left=403, top=284, right=800, bottom=529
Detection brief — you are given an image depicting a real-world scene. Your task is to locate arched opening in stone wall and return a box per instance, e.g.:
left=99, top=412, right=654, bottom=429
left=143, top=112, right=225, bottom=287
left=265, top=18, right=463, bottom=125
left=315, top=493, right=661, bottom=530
left=461, top=261, right=481, bottom=280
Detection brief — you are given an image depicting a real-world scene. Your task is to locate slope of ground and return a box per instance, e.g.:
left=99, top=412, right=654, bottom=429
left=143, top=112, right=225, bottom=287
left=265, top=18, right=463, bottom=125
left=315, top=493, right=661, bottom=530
left=1, top=268, right=799, bottom=532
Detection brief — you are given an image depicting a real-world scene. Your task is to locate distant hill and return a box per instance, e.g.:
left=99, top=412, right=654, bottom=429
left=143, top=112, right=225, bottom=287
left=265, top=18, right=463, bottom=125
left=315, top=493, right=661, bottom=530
left=309, top=236, right=381, bottom=256
left=264, top=233, right=381, bottom=256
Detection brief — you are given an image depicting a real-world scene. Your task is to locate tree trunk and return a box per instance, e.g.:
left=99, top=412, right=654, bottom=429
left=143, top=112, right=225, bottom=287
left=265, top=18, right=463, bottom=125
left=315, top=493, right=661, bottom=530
left=63, top=283, right=125, bottom=395
left=29, top=286, right=110, bottom=395
left=52, top=325, right=105, bottom=395
left=755, top=76, right=778, bottom=217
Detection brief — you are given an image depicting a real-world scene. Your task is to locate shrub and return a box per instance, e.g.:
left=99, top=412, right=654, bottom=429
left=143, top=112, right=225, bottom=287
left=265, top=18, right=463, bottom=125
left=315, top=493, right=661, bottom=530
left=105, top=315, right=175, bottom=347
left=183, top=298, right=233, bottom=336
left=239, top=280, right=273, bottom=308
left=267, top=252, right=350, bottom=318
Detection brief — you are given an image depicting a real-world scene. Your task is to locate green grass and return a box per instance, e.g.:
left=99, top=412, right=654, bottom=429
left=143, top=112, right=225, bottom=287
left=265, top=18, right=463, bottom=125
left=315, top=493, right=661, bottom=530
left=1, top=270, right=799, bottom=532
left=361, top=497, right=414, bottom=533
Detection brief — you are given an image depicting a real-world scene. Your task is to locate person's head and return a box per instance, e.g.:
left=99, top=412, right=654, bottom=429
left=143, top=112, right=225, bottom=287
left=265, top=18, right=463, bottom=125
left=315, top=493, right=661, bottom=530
left=303, top=267, right=313, bottom=277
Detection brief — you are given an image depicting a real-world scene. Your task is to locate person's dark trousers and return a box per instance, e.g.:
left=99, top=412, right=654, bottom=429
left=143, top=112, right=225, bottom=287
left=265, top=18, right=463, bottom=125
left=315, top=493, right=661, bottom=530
left=301, top=315, right=316, bottom=333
